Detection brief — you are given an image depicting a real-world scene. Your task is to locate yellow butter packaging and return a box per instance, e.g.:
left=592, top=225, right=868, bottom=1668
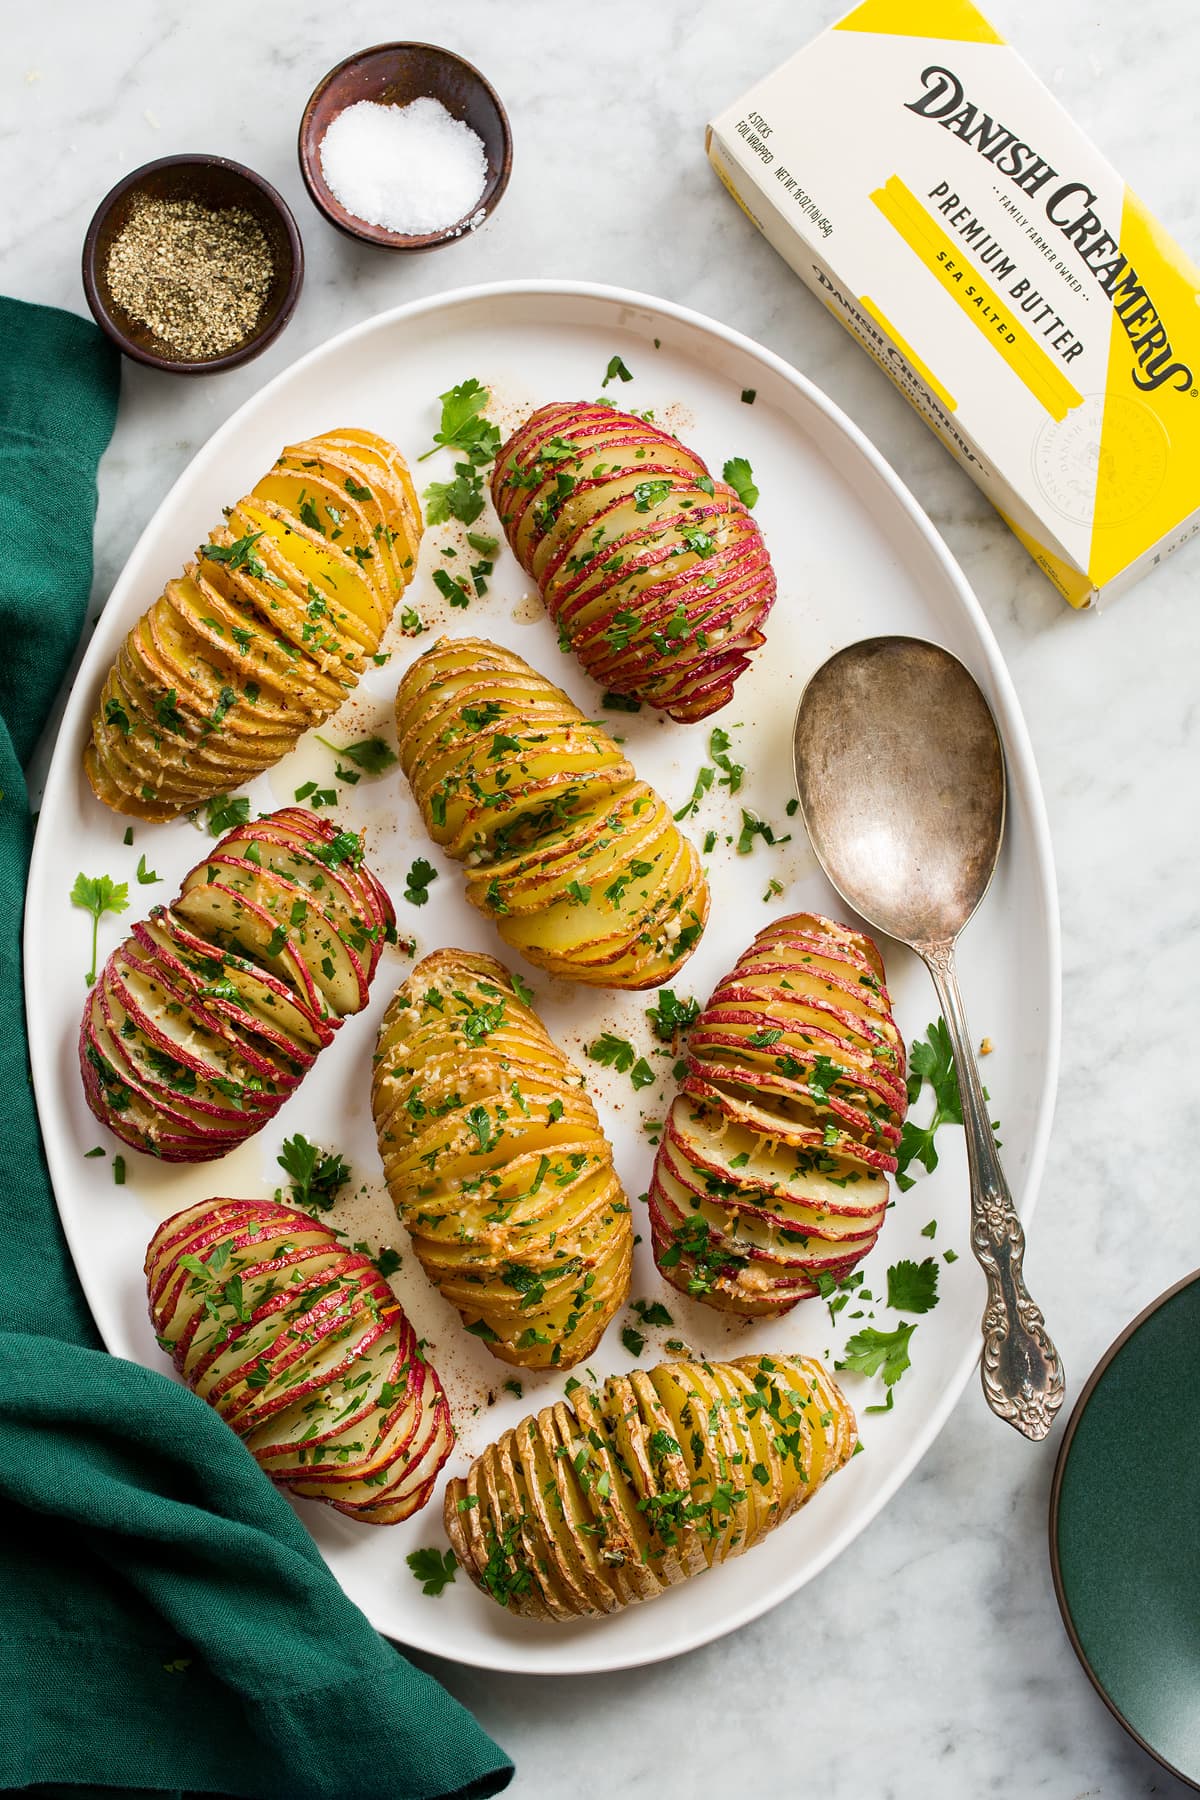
left=706, top=0, right=1200, bottom=607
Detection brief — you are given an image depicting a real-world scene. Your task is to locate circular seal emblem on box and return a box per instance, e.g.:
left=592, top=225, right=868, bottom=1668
left=1033, top=393, right=1169, bottom=528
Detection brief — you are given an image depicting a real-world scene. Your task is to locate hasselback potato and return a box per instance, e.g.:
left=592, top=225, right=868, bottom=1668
left=445, top=1351, right=855, bottom=1618
left=85, top=429, right=421, bottom=819
left=372, top=949, right=632, bottom=1369
left=81, top=807, right=393, bottom=1161
left=394, top=636, right=709, bottom=987
left=648, top=913, right=908, bottom=1316
left=147, top=1197, right=453, bottom=1523
left=491, top=402, right=775, bottom=721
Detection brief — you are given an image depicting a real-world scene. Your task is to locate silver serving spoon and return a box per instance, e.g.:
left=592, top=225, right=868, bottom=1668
left=792, top=635, right=1064, bottom=1441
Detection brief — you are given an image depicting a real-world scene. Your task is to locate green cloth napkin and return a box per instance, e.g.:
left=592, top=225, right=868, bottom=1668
left=0, top=296, right=512, bottom=1800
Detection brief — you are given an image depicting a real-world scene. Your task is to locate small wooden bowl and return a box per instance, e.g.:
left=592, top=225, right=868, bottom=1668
left=81, top=155, right=304, bottom=375
left=298, top=43, right=512, bottom=250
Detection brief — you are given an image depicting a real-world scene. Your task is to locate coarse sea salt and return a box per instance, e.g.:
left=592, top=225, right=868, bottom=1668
left=319, top=96, right=488, bottom=236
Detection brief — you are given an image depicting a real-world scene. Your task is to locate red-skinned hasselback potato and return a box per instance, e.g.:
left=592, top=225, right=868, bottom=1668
left=147, top=1197, right=453, bottom=1523
left=648, top=912, right=908, bottom=1316
left=80, top=807, right=394, bottom=1162
left=491, top=402, right=776, bottom=721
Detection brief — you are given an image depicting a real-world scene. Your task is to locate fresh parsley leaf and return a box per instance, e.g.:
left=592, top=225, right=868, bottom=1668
left=135, top=854, right=160, bottom=885
left=895, top=1019, right=965, bottom=1190
left=406, top=1546, right=457, bottom=1597
left=646, top=988, right=700, bottom=1040
left=709, top=726, right=743, bottom=793
left=277, top=1135, right=352, bottom=1212
left=376, top=1246, right=403, bottom=1279
left=423, top=466, right=486, bottom=527
left=70, top=872, right=129, bottom=986
left=588, top=1033, right=636, bottom=1074
left=314, top=733, right=397, bottom=776
left=419, top=379, right=501, bottom=463
left=603, top=354, right=634, bottom=386
left=722, top=456, right=759, bottom=508
left=836, top=1322, right=916, bottom=1388
left=629, top=1057, right=655, bottom=1091
left=632, top=1298, right=674, bottom=1327
left=673, top=764, right=714, bottom=821
left=201, top=530, right=267, bottom=579
left=621, top=1323, right=646, bottom=1357
left=403, top=858, right=439, bottom=906
left=205, top=794, right=250, bottom=838
left=886, top=1257, right=940, bottom=1314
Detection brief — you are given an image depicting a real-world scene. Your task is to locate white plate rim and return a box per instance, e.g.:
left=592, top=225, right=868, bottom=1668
left=25, top=278, right=1061, bottom=1673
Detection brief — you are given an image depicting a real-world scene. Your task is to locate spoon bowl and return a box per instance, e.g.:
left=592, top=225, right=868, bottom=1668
left=793, top=636, right=1005, bottom=947
left=793, top=635, right=1064, bottom=1441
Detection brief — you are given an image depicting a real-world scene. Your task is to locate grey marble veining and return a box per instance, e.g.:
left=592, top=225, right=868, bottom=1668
left=6, top=1, right=1200, bottom=1795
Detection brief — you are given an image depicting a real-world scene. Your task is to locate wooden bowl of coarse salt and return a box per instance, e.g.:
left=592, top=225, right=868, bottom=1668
left=298, top=43, right=512, bottom=250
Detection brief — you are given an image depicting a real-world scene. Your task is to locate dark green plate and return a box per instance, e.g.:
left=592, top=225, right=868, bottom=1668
left=1050, top=1270, right=1200, bottom=1788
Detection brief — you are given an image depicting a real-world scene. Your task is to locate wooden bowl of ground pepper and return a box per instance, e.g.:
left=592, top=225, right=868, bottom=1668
left=82, top=155, right=303, bottom=374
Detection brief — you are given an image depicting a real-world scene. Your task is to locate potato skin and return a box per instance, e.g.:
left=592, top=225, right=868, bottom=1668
left=444, top=1352, right=856, bottom=1618
left=85, top=428, right=421, bottom=819
left=147, top=1197, right=453, bottom=1524
left=80, top=807, right=392, bottom=1162
left=394, top=635, right=709, bottom=988
left=491, top=402, right=776, bottom=721
left=648, top=913, right=908, bottom=1316
left=372, top=949, right=633, bottom=1369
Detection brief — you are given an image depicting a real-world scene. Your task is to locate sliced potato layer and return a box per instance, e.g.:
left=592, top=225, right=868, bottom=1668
left=147, top=1197, right=453, bottom=1523
left=648, top=913, right=908, bottom=1316
left=445, top=1351, right=855, bottom=1618
left=394, top=636, right=709, bottom=988
left=491, top=402, right=776, bottom=721
left=372, top=949, right=633, bottom=1368
left=80, top=807, right=393, bottom=1162
left=85, top=429, right=422, bottom=819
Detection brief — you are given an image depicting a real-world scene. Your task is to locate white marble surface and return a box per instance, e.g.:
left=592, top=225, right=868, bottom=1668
left=6, top=1, right=1199, bottom=1795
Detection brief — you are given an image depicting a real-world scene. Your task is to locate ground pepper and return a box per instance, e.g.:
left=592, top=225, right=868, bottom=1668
left=105, top=196, right=274, bottom=359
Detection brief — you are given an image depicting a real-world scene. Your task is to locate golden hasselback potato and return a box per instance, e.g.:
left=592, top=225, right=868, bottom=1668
left=372, top=949, right=633, bottom=1368
left=649, top=913, right=908, bottom=1317
left=491, top=401, right=776, bottom=721
left=147, top=1197, right=454, bottom=1524
left=85, top=429, right=422, bottom=819
left=394, top=636, right=710, bottom=987
left=445, top=1351, right=856, bottom=1618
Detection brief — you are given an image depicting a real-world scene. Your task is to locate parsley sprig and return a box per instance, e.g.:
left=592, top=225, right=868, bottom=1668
left=70, top=873, right=129, bottom=986
left=277, top=1135, right=352, bottom=1213
left=406, top=1546, right=457, bottom=1596
left=420, top=379, right=501, bottom=527
left=896, top=1019, right=964, bottom=1191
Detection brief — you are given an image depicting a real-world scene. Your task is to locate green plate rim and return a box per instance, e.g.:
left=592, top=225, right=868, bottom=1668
left=1048, top=1265, right=1200, bottom=1792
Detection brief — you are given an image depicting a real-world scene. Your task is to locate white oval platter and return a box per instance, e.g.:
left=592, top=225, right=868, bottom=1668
left=25, top=281, right=1059, bottom=1675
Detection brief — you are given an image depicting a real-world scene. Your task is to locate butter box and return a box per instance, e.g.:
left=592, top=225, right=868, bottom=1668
left=706, top=0, right=1200, bottom=607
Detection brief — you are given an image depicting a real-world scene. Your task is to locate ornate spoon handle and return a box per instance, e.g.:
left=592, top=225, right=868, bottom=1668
left=919, top=942, right=1065, bottom=1440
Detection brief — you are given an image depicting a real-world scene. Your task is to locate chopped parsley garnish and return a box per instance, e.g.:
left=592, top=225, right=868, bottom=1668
left=602, top=354, right=634, bottom=386
left=277, top=1134, right=352, bottom=1213
left=646, top=987, right=700, bottom=1040
left=403, top=858, right=438, bottom=906
left=722, top=456, right=759, bottom=508
left=432, top=567, right=472, bottom=609
left=708, top=726, right=743, bottom=793
left=314, top=733, right=397, bottom=776
left=621, top=1323, right=646, bottom=1357
left=135, top=854, right=160, bottom=885
left=70, top=872, right=129, bottom=987
left=896, top=1019, right=964, bottom=1191
left=588, top=1033, right=638, bottom=1074
left=602, top=690, right=642, bottom=713
left=204, top=794, right=250, bottom=838
left=406, top=1546, right=457, bottom=1597
left=400, top=605, right=425, bottom=636
left=200, top=530, right=267, bottom=579
left=736, top=809, right=789, bottom=854
left=673, top=764, right=714, bottom=821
